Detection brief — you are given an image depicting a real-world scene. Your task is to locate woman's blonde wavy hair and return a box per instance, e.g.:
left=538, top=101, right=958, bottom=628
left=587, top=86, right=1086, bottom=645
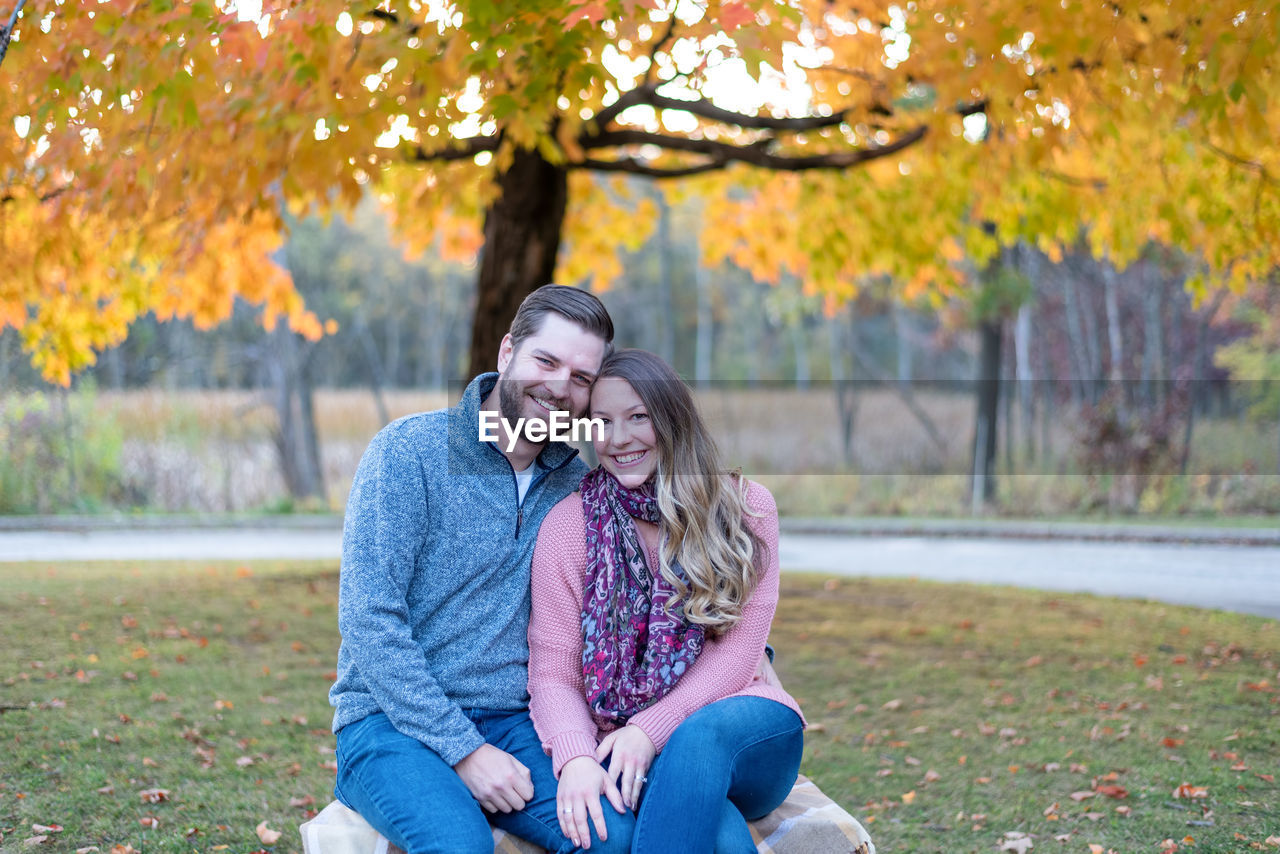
left=596, top=350, right=765, bottom=637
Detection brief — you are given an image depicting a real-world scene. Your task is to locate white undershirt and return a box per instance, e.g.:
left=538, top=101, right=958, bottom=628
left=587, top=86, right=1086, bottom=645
left=513, top=463, right=535, bottom=506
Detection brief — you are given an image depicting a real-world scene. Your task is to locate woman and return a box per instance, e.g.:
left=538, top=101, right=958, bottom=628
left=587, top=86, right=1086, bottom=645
left=528, top=349, right=805, bottom=853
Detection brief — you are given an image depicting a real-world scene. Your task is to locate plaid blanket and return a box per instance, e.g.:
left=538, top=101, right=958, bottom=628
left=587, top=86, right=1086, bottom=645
left=300, top=776, right=874, bottom=854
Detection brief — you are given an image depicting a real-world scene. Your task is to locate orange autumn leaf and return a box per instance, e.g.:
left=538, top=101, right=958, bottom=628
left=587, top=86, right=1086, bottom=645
left=255, top=821, right=283, bottom=845
left=1094, top=784, right=1128, bottom=799
left=1172, top=782, right=1209, bottom=799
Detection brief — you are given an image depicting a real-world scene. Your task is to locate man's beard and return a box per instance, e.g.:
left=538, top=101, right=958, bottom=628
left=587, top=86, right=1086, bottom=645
left=497, top=378, right=566, bottom=446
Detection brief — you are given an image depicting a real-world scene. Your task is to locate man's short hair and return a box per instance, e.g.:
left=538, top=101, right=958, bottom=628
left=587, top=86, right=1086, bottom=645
left=509, top=285, right=614, bottom=356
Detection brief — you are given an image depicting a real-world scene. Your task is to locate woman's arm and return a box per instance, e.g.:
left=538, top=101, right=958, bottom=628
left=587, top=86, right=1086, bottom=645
left=626, top=482, right=781, bottom=751
left=527, top=494, right=604, bottom=776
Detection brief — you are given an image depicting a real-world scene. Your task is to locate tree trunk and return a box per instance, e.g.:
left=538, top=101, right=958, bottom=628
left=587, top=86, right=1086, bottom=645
left=791, top=319, right=810, bottom=389
left=971, top=318, right=1002, bottom=511
left=1060, top=272, right=1090, bottom=405
left=269, top=325, right=326, bottom=503
left=695, top=257, right=713, bottom=384
left=1141, top=260, right=1165, bottom=406
left=1014, top=301, right=1035, bottom=463
left=1103, top=262, right=1124, bottom=388
left=654, top=189, right=675, bottom=366
left=467, top=148, right=569, bottom=378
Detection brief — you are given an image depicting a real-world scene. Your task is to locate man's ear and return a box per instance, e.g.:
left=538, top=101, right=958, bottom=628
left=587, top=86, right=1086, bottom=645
left=496, top=334, right=515, bottom=373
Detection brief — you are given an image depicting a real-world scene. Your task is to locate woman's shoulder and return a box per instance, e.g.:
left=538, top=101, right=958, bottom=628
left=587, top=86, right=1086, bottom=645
left=537, top=491, right=587, bottom=540
left=740, top=478, right=777, bottom=518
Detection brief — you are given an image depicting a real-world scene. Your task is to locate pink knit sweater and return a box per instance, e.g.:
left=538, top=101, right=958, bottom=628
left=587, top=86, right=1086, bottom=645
left=528, top=480, right=805, bottom=776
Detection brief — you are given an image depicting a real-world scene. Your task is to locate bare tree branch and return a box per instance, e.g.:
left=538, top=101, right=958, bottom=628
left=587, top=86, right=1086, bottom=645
left=0, top=0, right=30, bottom=68
left=591, top=81, right=661, bottom=134
left=409, top=135, right=501, bottom=162
left=580, top=126, right=928, bottom=171
left=646, top=93, right=852, bottom=131
left=570, top=156, right=729, bottom=179
left=1204, top=140, right=1279, bottom=186
left=365, top=7, right=420, bottom=36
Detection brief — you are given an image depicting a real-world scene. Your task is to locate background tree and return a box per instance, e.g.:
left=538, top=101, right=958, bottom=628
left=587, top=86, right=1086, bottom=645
left=4, top=0, right=1277, bottom=386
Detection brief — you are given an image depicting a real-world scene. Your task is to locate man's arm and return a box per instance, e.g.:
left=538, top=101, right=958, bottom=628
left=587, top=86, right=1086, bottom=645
left=337, top=424, right=485, bottom=765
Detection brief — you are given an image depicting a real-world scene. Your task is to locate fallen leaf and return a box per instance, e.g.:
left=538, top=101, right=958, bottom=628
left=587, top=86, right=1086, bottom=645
left=75, top=848, right=100, bottom=853
left=1094, top=784, right=1128, bottom=799
left=901, top=790, right=916, bottom=804
left=923, top=769, right=941, bottom=783
left=290, top=795, right=317, bottom=808
left=1115, top=805, right=1132, bottom=816
left=1089, top=845, right=1104, bottom=854
left=999, top=831, right=1033, bottom=853
left=1043, top=762, right=1061, bottom=772
left=1070, top=791, right=1096, bottom=801
left=31, top=824, right=62, bottom=834
left=236, top=756, right=255, bottom=767
left=882, top=698, right=903, bottom=711
left=23, top=836, right=49, bottom=847
left=255, top=821, right=282, bottom=845
left=1172, top=782, right=1209, bottom=799
left=138, top=788, right=169, bottom=803
left=139, top=817, right=159, bottom=829
left=1163, top=738, right=1185, bottom=748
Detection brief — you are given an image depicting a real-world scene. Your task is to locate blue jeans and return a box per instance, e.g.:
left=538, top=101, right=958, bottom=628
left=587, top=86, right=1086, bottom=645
left=335, top=710, right=634, bottom=854
left=632, top=696, right=804, bottom=854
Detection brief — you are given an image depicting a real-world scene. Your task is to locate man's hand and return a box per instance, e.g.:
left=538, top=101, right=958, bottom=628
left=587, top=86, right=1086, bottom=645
left=454, top=744, right=535, bottom=814
left=557, top=756, right=624, bottom=849
left=595, top=724, right=656, bottom=810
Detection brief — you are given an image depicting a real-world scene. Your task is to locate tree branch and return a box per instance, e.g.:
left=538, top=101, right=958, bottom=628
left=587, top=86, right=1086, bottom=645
left=591, top=81, right=660, bottom=133
left=0, top=0, right=29, bottom=68
left=646, top=92, right=851, bottom=131
left=1204, top=140, right=1279, bottom=186
left=570, top=156, right=729, bottom=179
left=365, top=8, right=420, bottom=36
left=409, top=134, right=501, bottom=162
left=580, top=125, right=928, bottom=171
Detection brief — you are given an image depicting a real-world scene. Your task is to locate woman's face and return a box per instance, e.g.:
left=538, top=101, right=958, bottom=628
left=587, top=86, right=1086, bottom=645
left=590, top=376, right=658, bottom=489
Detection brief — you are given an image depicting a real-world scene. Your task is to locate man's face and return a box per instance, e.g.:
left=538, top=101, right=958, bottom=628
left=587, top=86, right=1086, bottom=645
left=495, top=314, right=607, bottom=436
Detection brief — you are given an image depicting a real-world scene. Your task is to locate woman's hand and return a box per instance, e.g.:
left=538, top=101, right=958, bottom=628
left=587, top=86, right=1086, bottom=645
left=557, top=756, right=624, bottom=849
left=595, top=724, right=656, bottom=810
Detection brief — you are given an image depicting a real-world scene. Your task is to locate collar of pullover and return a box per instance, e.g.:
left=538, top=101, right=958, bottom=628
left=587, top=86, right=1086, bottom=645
left=450, top=372, right=581, bottom=474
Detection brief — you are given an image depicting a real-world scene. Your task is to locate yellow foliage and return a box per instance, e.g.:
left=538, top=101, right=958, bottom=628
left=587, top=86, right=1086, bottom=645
left=2, top=0, right=1279, bottom=380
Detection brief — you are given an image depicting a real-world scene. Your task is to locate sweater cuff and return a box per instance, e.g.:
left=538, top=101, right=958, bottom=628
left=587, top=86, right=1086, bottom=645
left=441, top=728, right=488, bottom=768
left=550, top=731, right=599, bottom=777
left=627, top=704, right=686, bottom=753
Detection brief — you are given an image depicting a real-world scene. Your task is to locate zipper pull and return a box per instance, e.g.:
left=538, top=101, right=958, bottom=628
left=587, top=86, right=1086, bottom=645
left=516, top=505, right=523, bottom=538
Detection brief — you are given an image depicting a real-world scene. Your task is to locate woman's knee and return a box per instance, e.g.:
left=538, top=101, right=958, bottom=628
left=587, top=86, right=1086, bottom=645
left=585, top=808, right=636, bottom=854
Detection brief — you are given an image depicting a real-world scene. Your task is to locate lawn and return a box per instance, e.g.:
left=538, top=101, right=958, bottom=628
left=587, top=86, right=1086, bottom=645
left=2, top=560, right=1277, bottom=853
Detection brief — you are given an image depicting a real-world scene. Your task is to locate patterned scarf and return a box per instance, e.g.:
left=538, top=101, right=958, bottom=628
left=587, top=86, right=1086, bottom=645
left=579, top=467, right=705, bottom=723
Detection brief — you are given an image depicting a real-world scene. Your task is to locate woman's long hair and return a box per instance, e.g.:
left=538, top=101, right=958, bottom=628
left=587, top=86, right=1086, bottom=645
left=596, top=350, right=764, bottom=636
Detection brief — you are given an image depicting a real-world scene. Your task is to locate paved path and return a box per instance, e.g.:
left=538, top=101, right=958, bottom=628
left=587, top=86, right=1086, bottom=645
left=2, top=525, right=1276, bottom=621
left=779, top=535, right=1280, bottom=621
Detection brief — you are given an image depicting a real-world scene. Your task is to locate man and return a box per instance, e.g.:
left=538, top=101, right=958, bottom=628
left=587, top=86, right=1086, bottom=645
left=329, top=286, right=632, bottom=854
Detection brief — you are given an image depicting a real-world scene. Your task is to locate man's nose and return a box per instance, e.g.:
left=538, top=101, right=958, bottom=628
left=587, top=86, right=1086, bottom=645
left=543, top=368, right=571, bottom=400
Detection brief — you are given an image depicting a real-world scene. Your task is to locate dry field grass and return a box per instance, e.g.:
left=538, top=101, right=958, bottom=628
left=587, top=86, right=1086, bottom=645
left=4, top=386, right=1277, bottom=517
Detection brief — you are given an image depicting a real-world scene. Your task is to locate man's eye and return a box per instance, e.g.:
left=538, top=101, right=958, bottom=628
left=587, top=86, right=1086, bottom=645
left=536, top=357, right=553, bottom=366
left=573, top=375, right=590, bottom=386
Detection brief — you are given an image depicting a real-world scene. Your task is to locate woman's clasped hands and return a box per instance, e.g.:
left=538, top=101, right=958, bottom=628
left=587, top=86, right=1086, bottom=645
left=556, top=724, right=656, bottom=848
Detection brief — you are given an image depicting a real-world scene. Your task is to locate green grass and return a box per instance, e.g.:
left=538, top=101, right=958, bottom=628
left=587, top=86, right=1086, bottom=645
left=2, top=563, right=1278, bottom=853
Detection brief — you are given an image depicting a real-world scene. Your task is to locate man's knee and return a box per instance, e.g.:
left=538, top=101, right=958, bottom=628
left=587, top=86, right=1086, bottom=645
left=398, top=815, right=493, bottom=854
